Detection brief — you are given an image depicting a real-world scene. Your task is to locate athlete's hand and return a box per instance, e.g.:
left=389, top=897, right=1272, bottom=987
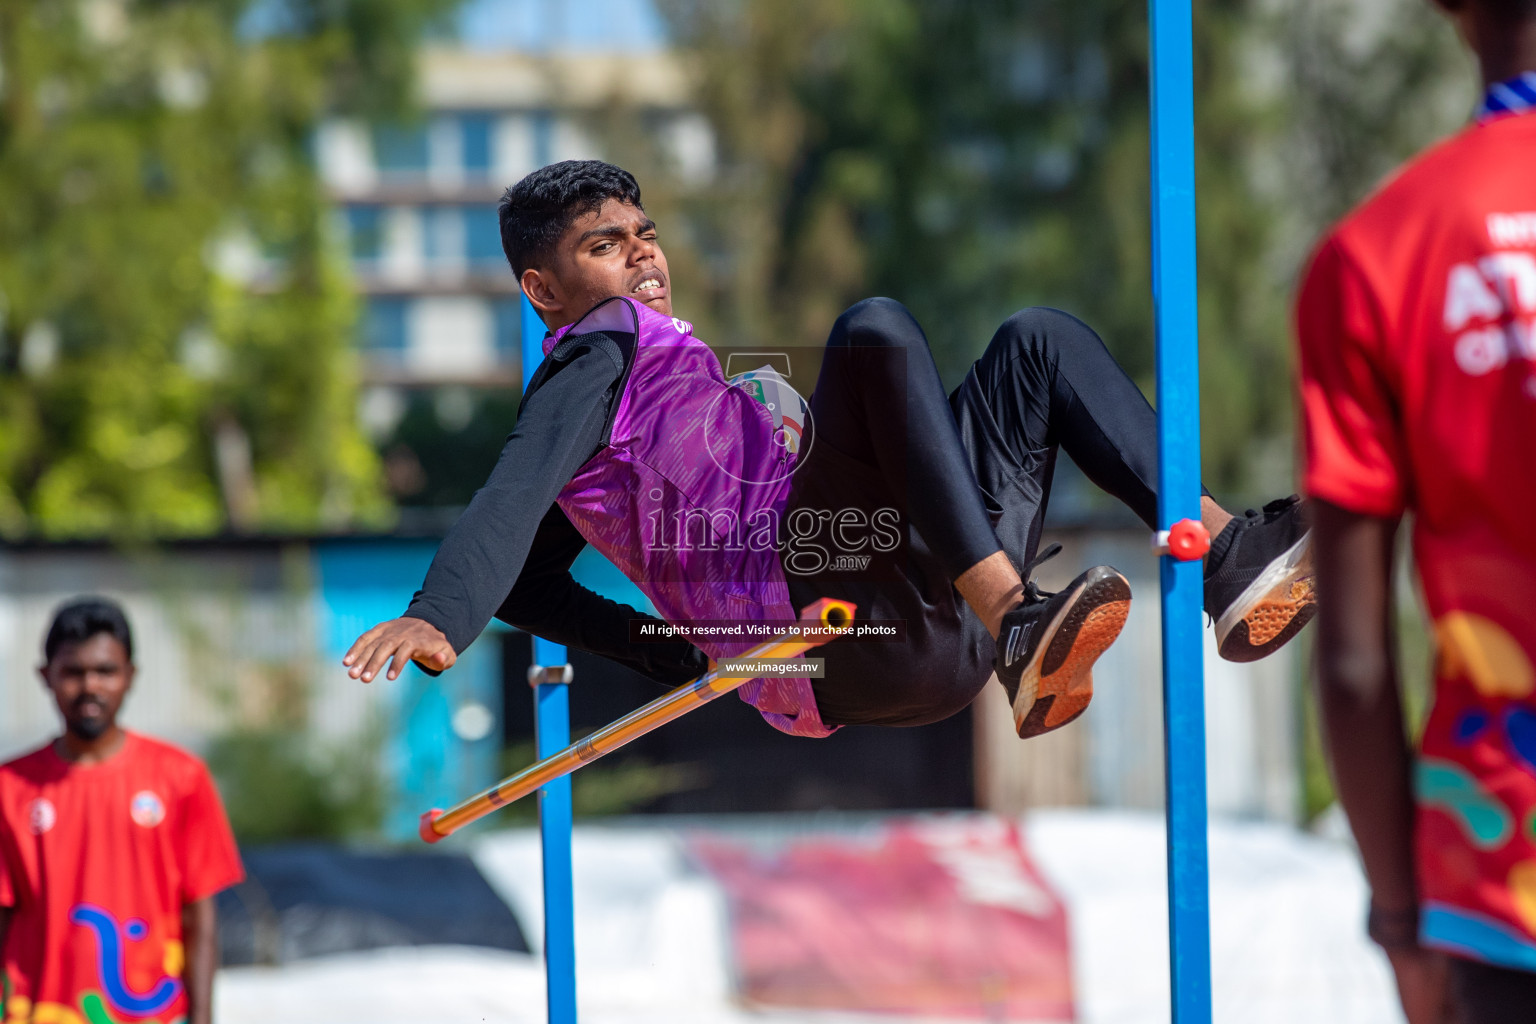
left=1386, top=947, right=1460, bottom=1024
left=344, top=618, right=457, bottom=682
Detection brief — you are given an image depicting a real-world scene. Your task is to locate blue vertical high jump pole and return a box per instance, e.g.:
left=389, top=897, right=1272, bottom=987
left=522, top=296, right=579, bottom=1024
left=1148, top=0, right=1214, bottom=1016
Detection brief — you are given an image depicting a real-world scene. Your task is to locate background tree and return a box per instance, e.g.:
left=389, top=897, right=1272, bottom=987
left=651, top=0, right=1472, bottom=499
left=0, top=0, right=457, bottom=539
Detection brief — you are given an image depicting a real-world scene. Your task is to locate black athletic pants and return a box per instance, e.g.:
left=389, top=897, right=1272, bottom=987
left=783, top=297, right=1174, bottom=727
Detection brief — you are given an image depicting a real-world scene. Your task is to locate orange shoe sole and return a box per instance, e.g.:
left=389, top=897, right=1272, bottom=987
left=1214, top=532, right=1317, bottom=663
left=1014, top=570, right=1132, bottom=739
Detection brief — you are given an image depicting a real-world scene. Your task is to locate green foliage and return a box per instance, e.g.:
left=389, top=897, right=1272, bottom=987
left=184, top=627, right=391, bottom=845
left=1275, top=0, right=1473, bottom=236
left=650, top=0, right=1470, bottom=497
left=206, top=724, right=388, bottom=842
left=381, top=390, right=522, bottom=508
left=0, top=0, right=456, bottom=539
left=487, top=740, right=705, bottom=826
left=188, top=601, right=390, bottom=841
left=155, top=544, right=389, bottom=841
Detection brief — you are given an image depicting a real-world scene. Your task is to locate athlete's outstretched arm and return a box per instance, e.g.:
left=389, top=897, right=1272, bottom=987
left=497, top=503, right=710, bottom=685
left=346, top=336, right=623, bottom=682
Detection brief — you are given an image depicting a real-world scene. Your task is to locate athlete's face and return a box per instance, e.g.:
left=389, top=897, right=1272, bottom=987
left=40, top=633, right=134, bottom=741
left=521, top=199, right=671, bottom=330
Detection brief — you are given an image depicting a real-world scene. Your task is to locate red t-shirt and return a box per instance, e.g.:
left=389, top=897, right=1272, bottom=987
left=0, top=732, right=244, bottom=1023
left=1297, top=109, right=1536, bottom=969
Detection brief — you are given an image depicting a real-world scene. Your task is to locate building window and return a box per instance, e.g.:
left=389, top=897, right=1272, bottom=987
left=462, top=113, right=495, bottom=180
left=467, top=205, right=505, bottom=271
left=493, top=297, right=522, bottom=365
left=492, top=113, right=537, bottom=183
left=373, top=123, right=430, bottom=179
left=413, top=297, right=495, bottom=375
left=423, top=206, right=466, bottom=269
left=531, top=111, right=555, bottom=168
left=363, top=298, right=410, bottom=363
left=347, top=205, right=385, bottom=264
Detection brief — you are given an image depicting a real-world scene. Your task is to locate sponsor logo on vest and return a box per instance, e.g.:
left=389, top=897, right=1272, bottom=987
left=704, top=365, right=814, bottom=485
left=130, top=790, right=165, bottom=828
left=27, top=798, right=56, bottom=835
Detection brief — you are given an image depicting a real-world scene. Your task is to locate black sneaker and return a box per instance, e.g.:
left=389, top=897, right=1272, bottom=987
left=1204, top=495, right=1316, bottom=663
left=995, top=543, right=1132, bottom=739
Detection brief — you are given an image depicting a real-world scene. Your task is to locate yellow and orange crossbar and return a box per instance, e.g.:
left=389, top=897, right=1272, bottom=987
left=419, top=597, right=856, bottom=842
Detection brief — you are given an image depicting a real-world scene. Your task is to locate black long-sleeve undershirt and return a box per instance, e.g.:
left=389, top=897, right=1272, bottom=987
left=402, top=331, right=708, bottom=686
left=494, top=503, right=711, bottom=683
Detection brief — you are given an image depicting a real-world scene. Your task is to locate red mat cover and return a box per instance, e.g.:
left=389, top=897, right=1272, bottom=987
left=690, top=815, right=1074, bottom=1021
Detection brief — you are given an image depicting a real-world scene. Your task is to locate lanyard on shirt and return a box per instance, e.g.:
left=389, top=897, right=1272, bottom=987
left=1477, top=72, right=1536, bottom=121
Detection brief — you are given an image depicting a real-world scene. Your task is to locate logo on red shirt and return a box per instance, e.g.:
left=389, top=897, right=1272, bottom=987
left=129, top=790, right=164, bottom=828
left=27, top=798, right=56, bottom=835
left=1443, top=248, right=1536, bottom=377
left=68, top=904, right=183, bottom=1016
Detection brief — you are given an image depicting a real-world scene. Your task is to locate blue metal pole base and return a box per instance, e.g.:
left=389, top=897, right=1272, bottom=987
left=534, top=653, right=577, bottom=1024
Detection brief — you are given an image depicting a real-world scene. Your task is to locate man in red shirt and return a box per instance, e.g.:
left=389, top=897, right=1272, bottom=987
left=0, top=598, right=244, bottom=1024
left=1299, top=0, right=1536, bottom=1020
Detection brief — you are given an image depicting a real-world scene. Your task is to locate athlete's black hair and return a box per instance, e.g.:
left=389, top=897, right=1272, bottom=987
left=498, top=160, right=644, bottom=276
left=43, top=596, right=133, bottom=663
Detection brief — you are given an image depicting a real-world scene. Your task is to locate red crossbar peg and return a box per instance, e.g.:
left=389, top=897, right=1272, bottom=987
left=419, top=808, right=446, bottom=844
left=1153, top=518, right=1211, bottom=561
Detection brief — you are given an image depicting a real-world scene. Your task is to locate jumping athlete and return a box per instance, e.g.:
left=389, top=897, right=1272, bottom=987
left=1302, top=0, right=1536, bottom=1017
left=345, top=160, right=1314, bottom=740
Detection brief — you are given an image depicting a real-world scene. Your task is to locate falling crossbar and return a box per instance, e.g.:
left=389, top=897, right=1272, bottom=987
left=419, top=598, right=857, bottom=843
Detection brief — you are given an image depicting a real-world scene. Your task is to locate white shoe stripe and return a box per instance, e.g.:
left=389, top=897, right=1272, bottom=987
left=1212, top=530, right=1312, bottom=644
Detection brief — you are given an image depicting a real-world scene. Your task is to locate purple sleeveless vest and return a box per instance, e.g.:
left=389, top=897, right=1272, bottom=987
left=544, top=297, right=835, bottom=738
